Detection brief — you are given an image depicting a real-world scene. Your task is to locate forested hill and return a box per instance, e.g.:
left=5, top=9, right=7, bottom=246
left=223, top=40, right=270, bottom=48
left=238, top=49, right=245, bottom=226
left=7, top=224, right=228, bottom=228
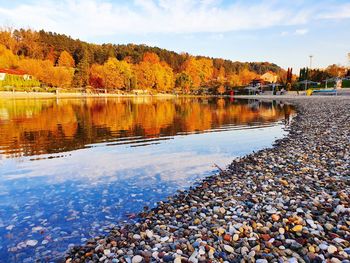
left=0, top=29, right=284, bottom=93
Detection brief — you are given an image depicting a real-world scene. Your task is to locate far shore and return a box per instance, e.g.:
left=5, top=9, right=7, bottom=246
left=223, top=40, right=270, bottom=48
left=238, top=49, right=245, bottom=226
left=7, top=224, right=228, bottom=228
left=1, top=89, right=349, bottom=100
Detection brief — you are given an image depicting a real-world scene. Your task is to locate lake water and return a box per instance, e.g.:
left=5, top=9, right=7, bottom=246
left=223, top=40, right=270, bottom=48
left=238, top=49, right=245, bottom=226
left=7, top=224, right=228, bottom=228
left=0, top=97, right=294, bottom=262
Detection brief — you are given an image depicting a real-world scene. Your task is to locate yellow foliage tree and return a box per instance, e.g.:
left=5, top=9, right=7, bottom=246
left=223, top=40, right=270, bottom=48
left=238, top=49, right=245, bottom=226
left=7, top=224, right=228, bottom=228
left=182, top=57, right=214, bottom=89
left=227, top=73, right=242, bottom=87
left=89, top=58, right=134, bottom=90
left=0, top=44, right=19, bottom=68
left=50, top=67, right=75, bottom=87
left=102, top=58, right=133, bottom=90
left=134, top=60, right=174, bottom=92
left=0, top=29, right=16, bottom=51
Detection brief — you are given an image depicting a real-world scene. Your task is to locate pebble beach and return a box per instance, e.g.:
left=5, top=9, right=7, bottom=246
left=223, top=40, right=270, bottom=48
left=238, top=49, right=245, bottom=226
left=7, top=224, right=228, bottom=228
left=66, top=97, right=350, bottom=263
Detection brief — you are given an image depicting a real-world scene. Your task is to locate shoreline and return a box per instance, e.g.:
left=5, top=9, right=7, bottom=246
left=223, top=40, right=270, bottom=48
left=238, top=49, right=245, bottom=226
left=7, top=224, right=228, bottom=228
left=1, top=90, right=349, bottom=100
left=66, top=97, right=350, bottom=263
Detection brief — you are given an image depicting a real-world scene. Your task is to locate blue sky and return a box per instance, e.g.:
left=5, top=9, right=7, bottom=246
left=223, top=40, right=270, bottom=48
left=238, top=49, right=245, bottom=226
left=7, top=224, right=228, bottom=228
left=0, top=0, right=349, bottom=71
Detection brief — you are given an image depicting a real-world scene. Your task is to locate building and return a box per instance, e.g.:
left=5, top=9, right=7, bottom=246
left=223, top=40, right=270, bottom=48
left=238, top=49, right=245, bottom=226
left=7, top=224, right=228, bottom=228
left=261, top=71, right=278, bottom=83
left=0, top=68, right=31, bottom=81
left=250, top=78, right=264, bottom=87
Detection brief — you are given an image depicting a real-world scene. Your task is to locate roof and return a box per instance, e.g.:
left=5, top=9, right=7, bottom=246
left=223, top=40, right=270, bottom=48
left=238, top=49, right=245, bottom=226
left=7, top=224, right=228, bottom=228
left=0, top=68, right=28, bottom=76
left=298, top=80, right=319, bottom=85
left=244, top=86, right=260, bottom=90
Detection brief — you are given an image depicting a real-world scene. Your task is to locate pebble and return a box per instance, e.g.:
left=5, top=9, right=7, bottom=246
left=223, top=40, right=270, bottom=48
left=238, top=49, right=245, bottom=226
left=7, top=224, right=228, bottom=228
left=131, top=255, right=143, bottom=263
left=133, top=234, right=141, bottom=240
left=224, top=245, right=234, bottom=253
left=319, top=244, right=328, bottom=250
left=327, top=245, right=337, bottom=254
left=233, top=233, right=239, bottom=241
left=26, top=240, right=38, bottom=247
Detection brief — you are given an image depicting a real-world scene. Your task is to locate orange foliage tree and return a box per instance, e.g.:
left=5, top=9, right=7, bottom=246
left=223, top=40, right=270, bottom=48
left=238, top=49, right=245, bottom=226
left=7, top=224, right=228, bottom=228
left=58, top=51, right=75, bottom=67
left=90, top=58, right=134, bottom=90
left=134, top=52, right=174, bottom=92
left=18, top=58, right=74, bottom=87
left=181, top=57, right=214, bottom=90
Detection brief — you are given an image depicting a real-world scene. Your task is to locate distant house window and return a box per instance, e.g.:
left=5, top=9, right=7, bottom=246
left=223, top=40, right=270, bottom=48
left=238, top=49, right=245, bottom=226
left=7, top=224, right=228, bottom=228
left=23, top=74, right=31, bottom=80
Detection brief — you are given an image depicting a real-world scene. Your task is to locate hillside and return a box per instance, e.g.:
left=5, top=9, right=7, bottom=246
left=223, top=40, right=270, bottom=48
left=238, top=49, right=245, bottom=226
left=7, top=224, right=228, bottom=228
left=0, top=28, right=284, bottom=93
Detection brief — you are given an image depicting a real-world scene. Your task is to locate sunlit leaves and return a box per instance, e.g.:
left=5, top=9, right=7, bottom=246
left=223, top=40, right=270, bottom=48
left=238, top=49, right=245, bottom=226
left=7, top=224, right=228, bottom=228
left=58, top=51, right=75, bottom=67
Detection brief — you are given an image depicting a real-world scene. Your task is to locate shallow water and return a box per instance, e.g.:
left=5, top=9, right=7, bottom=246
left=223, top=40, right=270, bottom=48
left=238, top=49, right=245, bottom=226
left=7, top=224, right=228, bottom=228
left=0, top=97, right=294, bottom=261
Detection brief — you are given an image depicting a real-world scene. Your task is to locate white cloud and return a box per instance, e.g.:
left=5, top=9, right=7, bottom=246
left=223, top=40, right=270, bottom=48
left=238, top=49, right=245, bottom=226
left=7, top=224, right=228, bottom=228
left=294, top=28, right=308, bottom=35
left=280, top=28, right=308, bottom=37
left=0, top=0, right=348, bottom=39
left=317, top=3, right=350, bottom=19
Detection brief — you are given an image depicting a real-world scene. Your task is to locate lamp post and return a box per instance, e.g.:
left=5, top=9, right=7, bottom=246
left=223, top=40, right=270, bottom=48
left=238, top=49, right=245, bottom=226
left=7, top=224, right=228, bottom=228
left=309, top=55, right=313, bottom=69
left=306, top=55, right=313, bottom=91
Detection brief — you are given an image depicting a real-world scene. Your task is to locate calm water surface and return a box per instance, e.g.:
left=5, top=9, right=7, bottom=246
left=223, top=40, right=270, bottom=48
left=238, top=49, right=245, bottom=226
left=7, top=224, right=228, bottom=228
left=0, top=97, right=294, bottom=261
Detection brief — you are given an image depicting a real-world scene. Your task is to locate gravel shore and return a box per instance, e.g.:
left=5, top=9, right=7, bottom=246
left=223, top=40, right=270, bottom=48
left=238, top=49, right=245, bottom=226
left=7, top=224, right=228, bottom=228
left=66, top=97, right=350, bottom=263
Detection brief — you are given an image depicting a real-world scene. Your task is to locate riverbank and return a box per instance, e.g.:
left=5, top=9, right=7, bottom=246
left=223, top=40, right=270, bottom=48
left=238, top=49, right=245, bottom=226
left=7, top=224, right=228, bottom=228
left=0, top=91, right=177, bottom=99
left=1, top=89, right=349, bottom=99
left=67, top=97, right=348, bottom=262
left=65, top=97, right=350, bottom=263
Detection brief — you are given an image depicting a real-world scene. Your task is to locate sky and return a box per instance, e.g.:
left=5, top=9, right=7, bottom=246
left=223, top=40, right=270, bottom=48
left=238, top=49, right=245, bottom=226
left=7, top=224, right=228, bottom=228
left=0, top=0, right=349, bottom=71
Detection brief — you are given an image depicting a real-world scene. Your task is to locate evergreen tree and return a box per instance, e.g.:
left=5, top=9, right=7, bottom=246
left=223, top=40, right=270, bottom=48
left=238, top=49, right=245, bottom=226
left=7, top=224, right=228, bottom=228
left=72, top=53, right=90, bottom=88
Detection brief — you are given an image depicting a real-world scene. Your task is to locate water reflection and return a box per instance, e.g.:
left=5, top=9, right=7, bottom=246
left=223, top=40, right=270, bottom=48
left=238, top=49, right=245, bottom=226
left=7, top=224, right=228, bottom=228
left=0, top=97, right=293, bottom=158
left=0, top=97, right=294, bottom=262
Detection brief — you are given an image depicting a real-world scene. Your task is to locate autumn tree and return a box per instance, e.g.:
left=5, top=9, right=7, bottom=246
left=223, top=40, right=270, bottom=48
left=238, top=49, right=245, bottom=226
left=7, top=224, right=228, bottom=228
left=72, top=52, right=90, bottom=88
left=0, top=44, right=18, bottom=68
left=13, top=29, right=43, bottom=58
left=215, top=66, right=226, bottom=83
left=227, top=73, right=242, bottom=87
left=154, top=62, right=174, bottom=92
left=18, top=58, right=53, bottom=84
left=18, top=57, right=74, bottom=87
left=143, top=52, right=160, bottom=64
left=134, top=52, right=174, bottom=92
left=182, top=57, right=214, bottom=89
left=0, top=28, right=16, bottom=51
left=58, top=51, right=75, bottom=67
left=102, top=58, right=133, bottom=90
left=175, top=72, right=192, bottom=93
left=89, top=64, right=104, bottom=89
left=238, top=68, right=258, bottom=85
left=325, top=64, right=347, bottom=78
left=217, top=85, right=226, bottom=95
left=89, top=58, right=135, bottom=90
left=50, top=67, right=74, bottom=87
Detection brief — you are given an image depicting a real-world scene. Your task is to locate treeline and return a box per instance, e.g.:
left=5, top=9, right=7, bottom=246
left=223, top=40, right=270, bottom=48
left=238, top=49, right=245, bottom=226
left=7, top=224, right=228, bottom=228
left=299, top=65, right=350, bottom=82
left=0, top=28, right=284, bottom=93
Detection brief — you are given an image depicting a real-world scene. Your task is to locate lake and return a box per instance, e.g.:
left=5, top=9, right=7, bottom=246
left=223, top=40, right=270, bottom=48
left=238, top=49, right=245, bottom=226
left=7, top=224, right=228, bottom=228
left=0, top=97, right=294, bottom=262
